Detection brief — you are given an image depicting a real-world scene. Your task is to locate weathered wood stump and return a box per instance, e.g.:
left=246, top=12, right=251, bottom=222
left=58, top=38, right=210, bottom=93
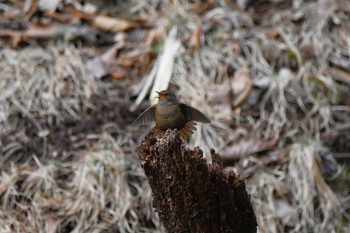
left=137, top=129, right=257, bottom=233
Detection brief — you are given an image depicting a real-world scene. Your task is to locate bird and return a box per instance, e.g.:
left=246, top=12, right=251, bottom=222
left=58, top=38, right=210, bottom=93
left=133, top=90, right=211, bottom=140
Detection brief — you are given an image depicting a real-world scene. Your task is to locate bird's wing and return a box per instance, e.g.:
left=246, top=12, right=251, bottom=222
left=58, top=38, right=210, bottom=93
left=132, top=107, right=156, bottom=126
left=180, top=104, right=211, bottom=123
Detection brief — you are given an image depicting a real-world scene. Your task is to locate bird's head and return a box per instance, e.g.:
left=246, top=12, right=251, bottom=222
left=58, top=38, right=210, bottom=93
left=155, top=90, right=178, bottom=103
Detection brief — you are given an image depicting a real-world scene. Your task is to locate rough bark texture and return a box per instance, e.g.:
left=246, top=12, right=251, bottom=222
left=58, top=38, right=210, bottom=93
left=137, top=129, right=257, bottom=233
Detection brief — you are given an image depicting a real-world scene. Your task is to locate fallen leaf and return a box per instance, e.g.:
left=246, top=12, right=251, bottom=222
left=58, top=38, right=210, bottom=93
left=66, top=3, right=94, bottom=19
left=231, top=65, right=250, bottom=95
left=231, top=65, right=252, bottom=108
left=44, top=11, right=73, bottom=23
left=87, top=42, right=126, bottom=79
left=191, top=0, right=215, bottom=13
left=0, top=22, right=64, bottom=46
left=221, top=136, right=277, bottom=161
left=92, top=15, right=136, bottom=32
left=117, top=49, right=153, bottom=69
left=189, top=25, right=201, bottom=48
left=111, top=71, right=126, bottom=80
left=327, top=67, right=350, bottom=85
left=133, top=12, right=158, bottom=23
left=24, top=22, right=63, bottom=40
left=116, top=55, right=136, bottom=67
left=44, top=3, right=94, bottom=23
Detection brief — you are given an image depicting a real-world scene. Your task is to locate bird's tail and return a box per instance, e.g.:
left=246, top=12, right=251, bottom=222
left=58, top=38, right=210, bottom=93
left=179, top=121, right=197, bottom=141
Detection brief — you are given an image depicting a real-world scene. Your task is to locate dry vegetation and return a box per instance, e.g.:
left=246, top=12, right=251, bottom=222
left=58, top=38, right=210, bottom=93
left=0, top=0, right=350, bottom=232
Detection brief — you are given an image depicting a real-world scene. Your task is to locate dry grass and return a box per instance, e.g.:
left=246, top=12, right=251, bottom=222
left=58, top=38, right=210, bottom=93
left=0, top=133, right=163, bottom=233
left=0, top=45, right=101, bottom=159
left=0, top=46, right=98, bottom=123
left=1, top=0, right=350, bottom=232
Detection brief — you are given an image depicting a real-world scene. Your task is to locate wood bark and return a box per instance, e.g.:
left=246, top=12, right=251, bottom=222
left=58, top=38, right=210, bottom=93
left=137, top=129, right=257, bottom=233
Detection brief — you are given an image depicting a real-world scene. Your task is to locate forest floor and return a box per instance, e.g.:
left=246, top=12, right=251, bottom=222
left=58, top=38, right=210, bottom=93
left=0, top=0, right=350, bottom=232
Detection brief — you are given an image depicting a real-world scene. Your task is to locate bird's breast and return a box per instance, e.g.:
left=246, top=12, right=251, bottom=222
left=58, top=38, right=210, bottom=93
left=155, top=104, right=186, bottom=130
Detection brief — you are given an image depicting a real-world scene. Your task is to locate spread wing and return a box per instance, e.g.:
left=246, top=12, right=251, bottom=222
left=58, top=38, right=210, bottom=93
left=132, top=107, right=155, bottom=126
left=180, top=104, right=211, bottom=123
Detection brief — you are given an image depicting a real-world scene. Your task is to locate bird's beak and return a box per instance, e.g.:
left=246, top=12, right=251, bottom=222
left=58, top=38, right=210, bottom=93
left=155, top=91, right=165, bottom=99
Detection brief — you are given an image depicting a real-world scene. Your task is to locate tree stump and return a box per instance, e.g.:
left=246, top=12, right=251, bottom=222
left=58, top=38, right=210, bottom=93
left=137, top=129, right=257, bottom=233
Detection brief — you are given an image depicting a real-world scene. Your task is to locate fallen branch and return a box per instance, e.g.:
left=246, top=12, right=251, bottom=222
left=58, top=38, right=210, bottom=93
left=137, top=130, right=257, bottom=233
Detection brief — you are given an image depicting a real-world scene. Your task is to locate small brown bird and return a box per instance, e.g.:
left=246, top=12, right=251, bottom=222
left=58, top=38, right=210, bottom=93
left=133, top=90, right=211, bottom=140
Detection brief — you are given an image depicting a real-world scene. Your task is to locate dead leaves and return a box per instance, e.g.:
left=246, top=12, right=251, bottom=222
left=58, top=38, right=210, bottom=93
left=0, top=2, right=140, bottom=47
left=0, top=22, right=64, bottom=47
left=86, top=42, right=126, bottom=79
left=92, top=16, right=136, bottom=33
left=0, top=22, right=116, bottom=47
left=231, top=65, right=253, bottom=108
left=0, top=1, right=161, bottom=81
left=189, top=25, right=201, bottom=48
left=86, top=28, right=160, bottom=79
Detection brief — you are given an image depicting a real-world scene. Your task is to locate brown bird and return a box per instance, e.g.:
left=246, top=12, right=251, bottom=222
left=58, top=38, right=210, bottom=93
left=133, top=90, right=211, bottom=140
